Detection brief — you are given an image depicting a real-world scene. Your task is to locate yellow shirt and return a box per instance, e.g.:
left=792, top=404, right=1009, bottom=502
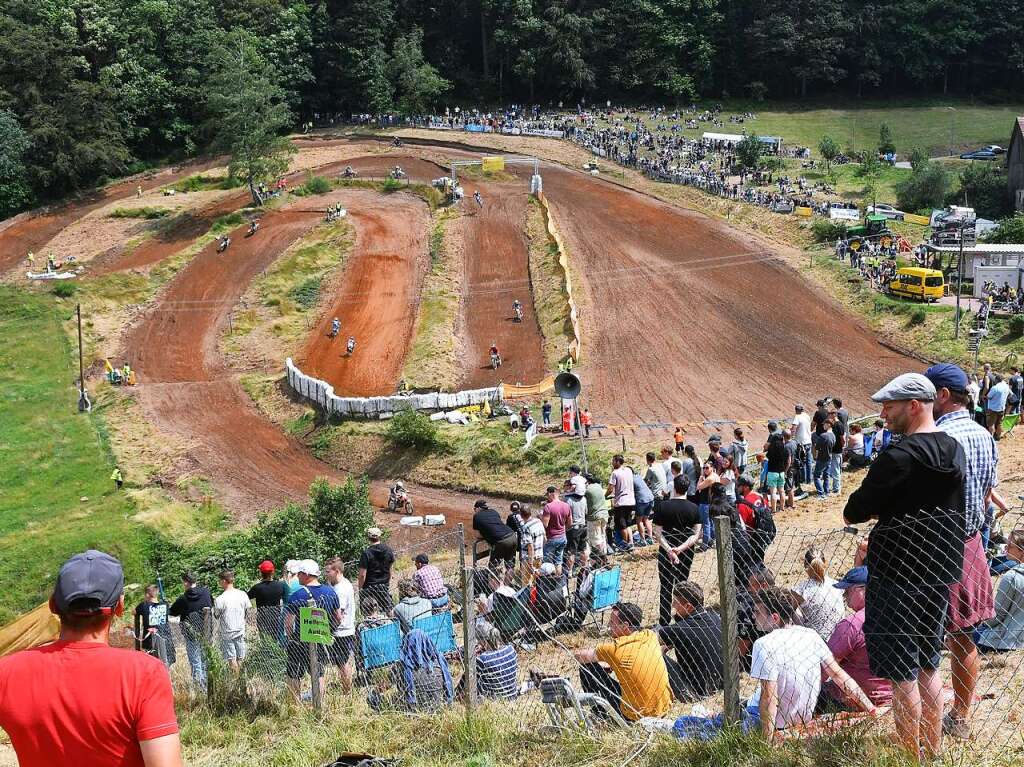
left=595, top=629, right=672, bottom=720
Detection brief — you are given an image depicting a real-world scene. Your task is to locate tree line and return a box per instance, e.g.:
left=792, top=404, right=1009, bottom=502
left=1, top=0, right=1022, bottom=215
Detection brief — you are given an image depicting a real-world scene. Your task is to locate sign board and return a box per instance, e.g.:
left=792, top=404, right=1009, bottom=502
left=481, top=156, right=505, bottom=173
left=794, top=206, right=813, bottom=218
left=904, top=213, right=931, bottom=226
left=149, top=603, right=167, bottom=627
left=829, top=208, right=861, bottom=222
left=298, top=606, right=332, bottom=645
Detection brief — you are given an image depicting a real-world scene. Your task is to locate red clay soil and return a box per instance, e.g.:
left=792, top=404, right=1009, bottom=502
left=298, top=189, right=430, bottom=396
left=536, top=164, right=916, bottom=426
left=0, top=157, right=222, bottom=274
left=456, top=180, right=547, bottom=389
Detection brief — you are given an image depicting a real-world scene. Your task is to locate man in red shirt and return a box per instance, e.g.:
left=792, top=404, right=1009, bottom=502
left=0, top=550, right=182, bottom=767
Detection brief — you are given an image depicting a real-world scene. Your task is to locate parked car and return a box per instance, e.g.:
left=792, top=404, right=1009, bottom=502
left=983, top=145, right=1006, bottom=154
left=960, top=149, right=998, bottom=161
left=867, top=203, right=905, bottom=220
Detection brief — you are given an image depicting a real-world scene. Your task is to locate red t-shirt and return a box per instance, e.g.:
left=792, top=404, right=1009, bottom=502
left=0, top=641, right=179, bottom=767
left=737, top=491, right=764, bottom=528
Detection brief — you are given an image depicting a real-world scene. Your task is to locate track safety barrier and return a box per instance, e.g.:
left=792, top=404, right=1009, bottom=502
left=285, top=358, right=503, bottom=418
left=535, top=192, right=582, bottom=365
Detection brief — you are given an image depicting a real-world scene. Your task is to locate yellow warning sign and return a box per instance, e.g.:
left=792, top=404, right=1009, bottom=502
left=481, top=156, right=505, bottom=173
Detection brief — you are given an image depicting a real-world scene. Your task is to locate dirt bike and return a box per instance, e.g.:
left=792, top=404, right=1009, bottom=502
left=490, top=352, right=502, bottom=369
left=390, top=168, right=406, bottom=180
left=216, top=236, right=231, bottom=253
left=247, top=220, right=259, bottom=236
left=513, top=305, right=523, bottom=322
left=329, top=323, right=340, bottom=339
left=342, top=167, right=357, bottom=178
left=392, top=137, right=403, bottom=148
left=387, top=492, right=414, bottom=514
left=346, top=337, right=356, bottom=355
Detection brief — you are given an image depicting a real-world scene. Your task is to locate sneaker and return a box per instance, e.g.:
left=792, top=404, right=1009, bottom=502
left=645, top=537, right=656, bottom=546
left=942, top=713, right=971, bottom=740
left=794, top=491, right=809, bottom=501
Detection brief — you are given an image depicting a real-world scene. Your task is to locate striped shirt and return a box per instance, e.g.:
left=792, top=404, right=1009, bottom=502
left=936, top=409, right=998, bottom=536
left=476, top=644, right=519, bottom=699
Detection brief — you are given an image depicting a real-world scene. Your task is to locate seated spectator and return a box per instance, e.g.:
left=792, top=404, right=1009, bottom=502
left=820, top=566, right=892, bottom=709
left=845, top=424, right=871, bottom=469
left=412, top=554, right=449, bottom=612
left=393, top=579, right=432, bottom=633
left=529, top=563, right=567, bottom=624
left=792, top=547, right=845, bottom=641
left=358, top=597, right=392, bottom=630
left=747, top=587, right=877, bottom=736
left=658, top=581, right=723, bottom=701
left=474, top=567, right=521, bottom=637
left=975, top=529, right=1024, bottom=652
left=457, top=625, right=519, bottom=700
left=368, top=629, right=454, bottom=712
left=737, top=564, right=777, bottom=663
left=572, top=602, right=672, bottom=721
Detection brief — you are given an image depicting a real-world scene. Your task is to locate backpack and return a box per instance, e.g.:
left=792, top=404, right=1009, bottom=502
left=737, top=495, right=776, bottom=543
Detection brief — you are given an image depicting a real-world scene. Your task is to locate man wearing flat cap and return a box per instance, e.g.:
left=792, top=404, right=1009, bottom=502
left=924, top=363, right=997, bottom=739
left=843, top=373, right=967, bottom=760
left=0, top=550, right=182, bottom=767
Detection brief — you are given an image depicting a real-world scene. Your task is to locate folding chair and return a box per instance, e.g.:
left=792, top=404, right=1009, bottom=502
left=539, top=676, right=628, bottom=733
left=490, top=591, right=530, bottom=645
left=1002, top=412, right=1020, bottom=436
left=359, top=621, right=402, bottom=671
left=585, top=566, right=621, bottom=633
left=413, top=611, right=457, bottom=655
left=863, top=431, right=875, bottom=460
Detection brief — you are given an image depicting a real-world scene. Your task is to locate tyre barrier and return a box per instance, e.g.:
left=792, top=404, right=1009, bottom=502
left=285, top=358, right=503, bottom=418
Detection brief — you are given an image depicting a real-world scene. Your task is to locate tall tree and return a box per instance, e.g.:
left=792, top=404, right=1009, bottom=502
left=390, top=28, right=451, bottom=113
left=0, top=110, right=33, bottom=217
left=203, top=29, right=296, bottom=205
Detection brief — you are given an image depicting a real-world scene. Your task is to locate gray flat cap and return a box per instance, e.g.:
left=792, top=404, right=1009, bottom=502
left=871, top=373, right=936, bottom=403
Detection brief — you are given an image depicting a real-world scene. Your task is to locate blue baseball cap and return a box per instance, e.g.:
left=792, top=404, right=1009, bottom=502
left=834, top=565, right=868, bottom=589
left=923, top=363, right=969, bottom=393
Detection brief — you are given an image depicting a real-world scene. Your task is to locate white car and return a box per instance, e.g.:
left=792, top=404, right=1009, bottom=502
left=867, top=203, right=905, bottom=220
left=984, top=145, right=1006, bottom=154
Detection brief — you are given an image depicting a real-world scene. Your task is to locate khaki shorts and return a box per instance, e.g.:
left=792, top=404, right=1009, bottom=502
left=587, top=519, right=608, bottom=552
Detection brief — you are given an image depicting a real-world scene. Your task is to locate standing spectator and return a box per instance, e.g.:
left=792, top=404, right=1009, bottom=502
left=632, top=467, right=656, bottom=546
left=358, top=528, right=395, bottom=610
left=792, top=404, right=813, bottom=485
left=134, top=585, right=175, bottom=666
left=659, top=445, right=677, bottom=489
left=645, top=451, right=667, bottom=498
left=923, top=363, right=998, bottom=739
left=682, top=445, right=701, bottom=501
left=213, top=570, right=250, bottom=672
left=1008, top=366, right=1023, bottom=415
left=584, top=473, right=610, bottom=556
left=821, top=566, right=893, bottom=709
left=580, top=408, right=593, bottom=437
left=169, top=571, right=212, bottom=690
left=324, top=557, right=356, bottom=692
left=834, top=398, right=850, bottom=431
left=0, top=551, right=182, bottom=767
left=813, top=417, right=837, bottom=497
left=782, top=429, right=802, bottom=505
left=285, top=561, right=341, bottom=702
left=706, top=435, right=727, bottom=472
left=718, top=455, right=738, bottom=502
left=518, top=504, right=546, bottom=582
left=542, top=399, right=552, bottom=426
left=979, top=363, right=994, bottom=424
left=843, top=373, right=966, bottom=760
left=986, top=374, right=1010, bottom=440
left=812, top=399, right=829, bottom=436
left=792, top=548, right=845, bottom=641
left=283, top=560, right=303, bottom=596
left=472, top=499, right=518, bottom=570
left=562, top=406, right=573, bottom=434
left=564, top=472, right=589, bottom=575
left=693, top=461, right=718, bottom=548
left=829, top=411, right=847, bottom=495
left=248, top=560, right=287, bottom=641
left=674, top=427, right=685, bottom=454
left=412, top=554, right=449, bottom=611
left=542, top=486, right=571, bottom=575
left=652, top=477, right=703, bottom=625
left=764, top=431, right=789, bottom=513
left=607, top=455, right=636, bottom=553
left=731, top=428, right=749, bottom=475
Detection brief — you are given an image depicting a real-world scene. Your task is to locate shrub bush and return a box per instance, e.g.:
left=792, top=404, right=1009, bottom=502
left=108, top=206, right=170, bottom=219
left=288, top=277, right=321, bottom=309
left=386, top=408, right=442, bottom=449
left=909, top=309, right=927, bottom=326
left=297, top=173, right=331, bottom=196
left=1010, top=316, right=1024, bottom=336
left=382, top=177, right=403, bottom=193
left=811, top=218, right=847, bottom=243
left=50, top=281, right=77, bottom=298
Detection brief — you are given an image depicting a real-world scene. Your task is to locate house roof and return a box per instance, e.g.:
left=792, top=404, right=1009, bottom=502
left=927, top=243, right=1024, bottom=254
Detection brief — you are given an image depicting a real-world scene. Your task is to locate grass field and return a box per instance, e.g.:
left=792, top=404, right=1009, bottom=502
left=0, top=287, right=145, bottom=624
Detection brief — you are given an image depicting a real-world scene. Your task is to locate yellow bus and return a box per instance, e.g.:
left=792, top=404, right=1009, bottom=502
left=887, top=267, right=945, bottom=302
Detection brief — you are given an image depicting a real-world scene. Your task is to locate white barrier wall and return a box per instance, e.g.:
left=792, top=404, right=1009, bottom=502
left=285, top=358, right=503, bottom=418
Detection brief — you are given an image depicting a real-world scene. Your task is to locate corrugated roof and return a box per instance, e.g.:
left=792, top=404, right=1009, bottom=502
left=928, top=243, right=1024, bottom=253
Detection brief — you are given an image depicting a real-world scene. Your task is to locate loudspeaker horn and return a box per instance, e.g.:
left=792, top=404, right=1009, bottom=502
left=554, top=371, right=581, bottom=399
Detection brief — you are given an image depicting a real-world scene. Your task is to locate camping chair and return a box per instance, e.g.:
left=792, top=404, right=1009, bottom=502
left=584, top=566, right=621, bottom=633
left=862, top=431, right=875, bottom=460
left=1001, top=412, right=1020, bottom=437
left=539, top=676, right=629, bottom=733
left=358, top=621, right=402, bottom=671
left=413, top=611, right=457, bottom=656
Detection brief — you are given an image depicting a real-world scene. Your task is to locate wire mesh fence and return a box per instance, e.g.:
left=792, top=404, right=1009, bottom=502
left=128, top=504, right=1024, bottom=757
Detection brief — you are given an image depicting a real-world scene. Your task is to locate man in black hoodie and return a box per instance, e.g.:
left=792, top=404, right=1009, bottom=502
left=844, top=373, right=966, bottom=760
left=169, top=571, right=213, bottom=690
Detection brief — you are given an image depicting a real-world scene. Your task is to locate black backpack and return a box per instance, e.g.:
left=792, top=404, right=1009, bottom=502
left=737, top=495, right=777, bottom=543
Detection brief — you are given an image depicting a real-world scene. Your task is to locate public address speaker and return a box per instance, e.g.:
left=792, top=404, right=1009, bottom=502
left=554, top=371, right=581, bottom=400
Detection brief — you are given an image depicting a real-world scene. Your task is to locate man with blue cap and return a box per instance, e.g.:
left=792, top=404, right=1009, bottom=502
left=924, top=362, right=997, bottom=739
left=843, top=372, right=967, bottom=760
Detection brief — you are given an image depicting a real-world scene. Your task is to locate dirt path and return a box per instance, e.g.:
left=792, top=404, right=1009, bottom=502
left=0, top=158, right=222, bottom=274
left=298, top=189, right=430, bottom=396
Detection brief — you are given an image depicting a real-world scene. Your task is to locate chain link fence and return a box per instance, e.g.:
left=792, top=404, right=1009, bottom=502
left=131, top=506, right=1024, bottom=757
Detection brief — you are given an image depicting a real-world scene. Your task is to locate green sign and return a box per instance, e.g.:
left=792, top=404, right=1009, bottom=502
left=299, top=606, right=332, bottom=645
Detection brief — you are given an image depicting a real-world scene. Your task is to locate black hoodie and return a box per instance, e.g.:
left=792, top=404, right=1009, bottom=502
left=169, top=585, right=214, bottom=639
left=844, top=431, right=966, bottom=585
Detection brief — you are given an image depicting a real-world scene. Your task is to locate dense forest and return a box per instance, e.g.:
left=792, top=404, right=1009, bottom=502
left=1, top=0, right=1022, bottom=214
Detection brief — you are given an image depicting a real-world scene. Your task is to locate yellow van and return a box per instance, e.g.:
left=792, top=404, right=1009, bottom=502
left=888, top=267, right=945, bottom=302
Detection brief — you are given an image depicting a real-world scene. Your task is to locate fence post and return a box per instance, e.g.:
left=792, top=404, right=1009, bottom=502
left=714, top=516, right=741, bottom=725
left=458, top=525, right=477, bottom=718
left=308, top=598, right=322, bottom=711
left=203, top=607, right=214, bottom=705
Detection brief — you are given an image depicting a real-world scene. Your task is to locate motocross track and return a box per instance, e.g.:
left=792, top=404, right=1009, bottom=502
left=0, top=157, right=223, bottom=275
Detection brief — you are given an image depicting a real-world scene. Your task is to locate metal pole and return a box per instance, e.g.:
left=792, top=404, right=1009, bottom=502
left=76, top=304, right=89, bottom=412
left=459, top=562, right=477, bottom=717
left=955, top=222, right=965, bottom=340
left=308, top=598, right=322, bottom=711
left=714, top=516, right=741, bottom=725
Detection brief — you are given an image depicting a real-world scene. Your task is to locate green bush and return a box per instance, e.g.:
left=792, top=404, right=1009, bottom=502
left=108, top=206, right=170, bottom=219
left=896, top=160, right=949, bottom=212
left=1010, top=316, right=1024, bottom=336
left=50, top=281, right=77, bottom=298
left=382, top=177, right=403, bottom=193
left=289, top=277, right=321, bottom=309
left=909, top=308, right=927, bottom=326
left=386, top=408, right=442, bottom=449
left=297, top=173, right=332, bottom=196
left=811, top=218, right=848, bottom=243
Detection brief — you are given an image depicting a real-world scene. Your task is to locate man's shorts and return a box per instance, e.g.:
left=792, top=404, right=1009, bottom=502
left=543, top=537, right=567, bottom=566
left=330, top=634, right=355, bottom=666
left=586, top=519, right=608, bottom=552
left=286, top=640, right=330, bottom=679
left=566, top=526, right=588, bottom=556
left=947, top=533, right=995, bottom=632
left=613, top=505, right=636, bottom=531
left=864, top=580, right=949, bottom=682
left=221, top=635, right=246, bottom=662
left=635, top=500, right=654, bottom=518
left=765, top=472, right=785, bottom=489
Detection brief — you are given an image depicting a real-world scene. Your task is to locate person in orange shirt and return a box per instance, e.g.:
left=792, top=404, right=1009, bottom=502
left=580, top=408, right=593, bottom=437
left=562, top=406, right=573, bottom=434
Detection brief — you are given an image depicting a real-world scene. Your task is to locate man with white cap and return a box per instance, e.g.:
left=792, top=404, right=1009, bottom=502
left=844, top=373, right=967, bottom=760
left=284, top=559, right=341, bottom=702
left=0, top=550, right=182, bottom=766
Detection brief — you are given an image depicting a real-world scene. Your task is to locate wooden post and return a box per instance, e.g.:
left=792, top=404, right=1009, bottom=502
left=459, top=538, right=477, bottom=717
left=308, top=598, right=322, bottom=710
left=714, top=516, right=741, bottom=725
